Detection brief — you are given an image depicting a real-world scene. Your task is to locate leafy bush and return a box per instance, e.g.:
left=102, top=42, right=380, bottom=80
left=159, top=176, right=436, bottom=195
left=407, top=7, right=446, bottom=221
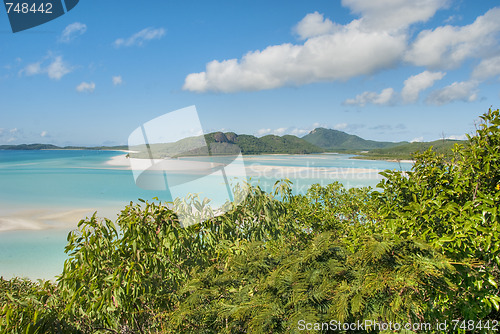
left=375, top=108, right=500, bottom=322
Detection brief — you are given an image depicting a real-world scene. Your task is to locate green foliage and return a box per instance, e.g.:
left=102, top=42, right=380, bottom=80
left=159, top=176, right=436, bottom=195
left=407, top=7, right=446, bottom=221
left=164, top=232, right=455, bottom=333
left=0, top=277, right=74, bottom=333
left=375, top=108, right=500, bottom=322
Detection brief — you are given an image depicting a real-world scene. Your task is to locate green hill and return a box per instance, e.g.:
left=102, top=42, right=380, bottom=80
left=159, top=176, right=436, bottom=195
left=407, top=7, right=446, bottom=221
left=232, top=133, right=324, bottom=155
left=302, top=127, right=406, bottom=151
left=129, top=132, right=325, bottom=158
left=354, top=139, right=466, bottom=160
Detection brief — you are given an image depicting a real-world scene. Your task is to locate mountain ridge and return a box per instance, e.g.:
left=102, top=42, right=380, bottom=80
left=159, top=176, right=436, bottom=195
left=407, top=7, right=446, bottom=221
left=302, top=127, right=408, bottom=151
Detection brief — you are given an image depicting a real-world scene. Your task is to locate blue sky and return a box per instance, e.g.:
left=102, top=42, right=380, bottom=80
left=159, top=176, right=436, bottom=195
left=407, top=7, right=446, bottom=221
left=1, top=0, right=499, bottom=146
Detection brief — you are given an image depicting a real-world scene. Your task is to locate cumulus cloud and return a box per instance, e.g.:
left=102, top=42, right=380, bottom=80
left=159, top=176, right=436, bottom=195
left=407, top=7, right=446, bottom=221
left=405, top=8, right=500, bottom=69
left=294, top=12, right=338, bottom=39
left=426, top=81, right=478, bottom=105
left=343, top=88, right=396, bottom=106
left=20, top=56, right=72, bottom=80
left=59, top=22, right=87, bottom=43
left=76, top=81, right=95, bottom=93
left=183, top=2, right=498, bottom=95
left=40, top=131, right=48, bottom=137
left=112, top=75, right=123, bottom=86
left=472, top=55, right=500, bottom=80
left=342, top=0, right=449, bottom=31
left=183, top=0, right=450, bottom=94
left=114, top=27, right=166, bottom=47
left=401, top=70, right=446, bottom=103
left=184, top=20, right=406, bottom=93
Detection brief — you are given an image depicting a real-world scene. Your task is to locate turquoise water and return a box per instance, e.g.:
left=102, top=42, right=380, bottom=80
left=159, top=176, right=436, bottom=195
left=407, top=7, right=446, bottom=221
left=0, top=150, right=412, bottom=280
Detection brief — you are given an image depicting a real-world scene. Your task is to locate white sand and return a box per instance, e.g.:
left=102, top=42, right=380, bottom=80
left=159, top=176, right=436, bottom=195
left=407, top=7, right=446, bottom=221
left=0, top=208, right=118, bottom=232
left=106, top=154, right=228, bottom=172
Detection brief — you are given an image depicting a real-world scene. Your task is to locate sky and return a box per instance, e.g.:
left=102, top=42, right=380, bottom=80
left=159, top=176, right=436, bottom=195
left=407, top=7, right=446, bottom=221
left=1, top=0, right=500, bottom=146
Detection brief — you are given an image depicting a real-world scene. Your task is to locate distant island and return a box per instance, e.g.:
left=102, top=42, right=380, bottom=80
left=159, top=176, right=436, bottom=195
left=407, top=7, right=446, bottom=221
left=0, top=143, right=128, bottom=151
left=1, top=128, right=465, bottom=161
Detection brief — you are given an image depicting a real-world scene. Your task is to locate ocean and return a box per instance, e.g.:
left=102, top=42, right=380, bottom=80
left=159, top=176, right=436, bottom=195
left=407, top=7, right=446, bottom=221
left=0, top=150, right=412, bottom=280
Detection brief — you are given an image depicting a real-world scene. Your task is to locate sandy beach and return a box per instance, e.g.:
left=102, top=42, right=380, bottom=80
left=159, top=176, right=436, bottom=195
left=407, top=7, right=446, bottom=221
left=0, top=207, right=120, bottom=232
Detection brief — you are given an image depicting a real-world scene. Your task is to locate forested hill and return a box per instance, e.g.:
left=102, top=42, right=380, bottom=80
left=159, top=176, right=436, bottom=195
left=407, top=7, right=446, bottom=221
left=302, top=127, right=407, bottom=151
left=128, top=132, right=326, bottom=158
left=205, top=132, right=325, bottom=155
left=354, top=139, right=465, bottom=160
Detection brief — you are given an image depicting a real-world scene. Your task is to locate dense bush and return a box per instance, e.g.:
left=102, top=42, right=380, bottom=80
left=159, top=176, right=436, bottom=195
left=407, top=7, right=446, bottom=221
left=1, top=109, right=499, bottom=333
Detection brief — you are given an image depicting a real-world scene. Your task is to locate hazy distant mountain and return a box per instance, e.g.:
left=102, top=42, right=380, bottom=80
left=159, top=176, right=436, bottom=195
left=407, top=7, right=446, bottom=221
left=0, top=144, right=62, bottom=150
left=302, top=128, right=407, bottom=151
left=0, top=144, right=128, bottom=151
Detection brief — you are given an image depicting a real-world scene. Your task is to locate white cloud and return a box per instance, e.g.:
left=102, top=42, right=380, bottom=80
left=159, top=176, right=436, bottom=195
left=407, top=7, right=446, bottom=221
left=114, top=27, right=166, bottom=47
left=426, top=81, right=478, bottom=105
left=112, top=75, right=123, bottom=86
left=10, top=128, right=18, bottom=134
left=46, top=56, right=72, bottom=80
left=342, top=0, right=449, bottom=31
left=401, top=70, right=446, bottom=103
left=184, top=19, right=406, bottom=93
left=59, top=22, right=87, bottom=43
left=40, top=131, right=48, bottom=137
left=182, top=0, right=451, bottom=93
left=343, top=88, right=396, bottom=107
left=472, top=55, right=500, bottom=80
left=405, top=8, right=500, bottom=69
left=76, top=81, right=95, bottom=93
left=21, top=56, right=72, bottom=80
left=411, top=137, right=424, bottom=143
left=294, top=12, right=338, bottom=39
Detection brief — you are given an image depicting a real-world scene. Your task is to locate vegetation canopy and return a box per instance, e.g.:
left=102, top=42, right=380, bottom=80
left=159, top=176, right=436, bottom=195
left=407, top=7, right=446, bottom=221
left=1, top=109, right=499, bottom=333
